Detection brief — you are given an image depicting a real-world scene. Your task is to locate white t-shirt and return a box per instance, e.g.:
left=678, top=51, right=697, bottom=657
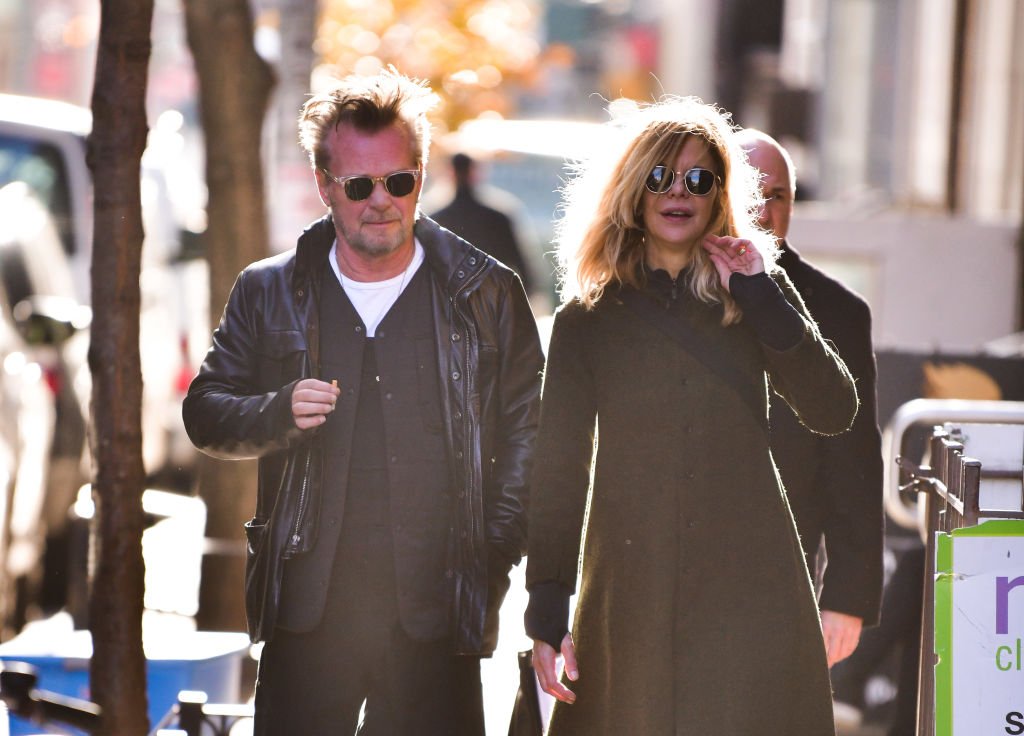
left=328, top=239, right=425, bottom=337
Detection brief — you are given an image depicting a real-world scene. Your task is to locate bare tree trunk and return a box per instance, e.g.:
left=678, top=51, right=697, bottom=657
left=86, top=0, right=154, bottom=733
left=267, top=0, right=321, bottom=253
left=183, top=0, right=275, bottom=632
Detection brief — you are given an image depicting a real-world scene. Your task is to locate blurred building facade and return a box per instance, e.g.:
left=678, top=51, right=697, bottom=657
left=3, top=0, right=1019, bottom=224
left=536, top=0, right=1022, bottom=223
left=519, top=0, right=1022, bottom=349
left=0, top=0, right=1020, bottom=349
left=662, top=0, right=1023, bottom=350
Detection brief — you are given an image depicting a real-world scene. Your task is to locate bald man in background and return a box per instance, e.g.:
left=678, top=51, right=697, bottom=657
left=737, top=129, right=884, bottom=667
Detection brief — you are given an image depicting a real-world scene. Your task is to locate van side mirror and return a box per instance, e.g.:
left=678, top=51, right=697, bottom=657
left=13, top=295, right=91, bottom=346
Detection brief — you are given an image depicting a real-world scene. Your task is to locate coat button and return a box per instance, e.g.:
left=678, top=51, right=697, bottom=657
left=451, top=333, right=461, bottom=342
left=296, top=289, right=304, bottom=298
left=452, top=371, right=461, bottom=380
left=355, top=325, right=363, bottom=333
left=455, top=450, right=464, bottom=459
left=454, top=411, right=463, bottom=420
left=468, top=257, right=477, bottom=266
left=457, top=270, right=466, bottom=279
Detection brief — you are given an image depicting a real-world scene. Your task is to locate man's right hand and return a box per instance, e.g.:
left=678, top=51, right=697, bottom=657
left=291, top=378, right=340, bottom=429
left=533, top=633, right=578, bottom=704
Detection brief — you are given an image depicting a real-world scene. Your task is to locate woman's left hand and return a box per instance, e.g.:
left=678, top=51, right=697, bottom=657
left=701, top=234, right=764, bottom=291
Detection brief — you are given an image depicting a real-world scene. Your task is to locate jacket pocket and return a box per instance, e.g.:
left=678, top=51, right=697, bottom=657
left=243, top=516, right=271, bottom=641
left=241, top=443, right=322, bottom=641
left=255, top=329, right=307, bottom=392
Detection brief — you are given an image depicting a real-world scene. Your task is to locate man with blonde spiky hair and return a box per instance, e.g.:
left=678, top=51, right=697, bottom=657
left=185, top=68, right=544, bottom=734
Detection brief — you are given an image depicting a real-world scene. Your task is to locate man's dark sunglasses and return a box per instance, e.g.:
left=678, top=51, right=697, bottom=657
left=645, top=165, right=720, bottom=196
left=319, top=168, right=420, bottom=201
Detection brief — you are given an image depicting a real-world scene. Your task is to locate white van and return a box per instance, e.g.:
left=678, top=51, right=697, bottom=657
left=0, top=93, right=202, bottom=484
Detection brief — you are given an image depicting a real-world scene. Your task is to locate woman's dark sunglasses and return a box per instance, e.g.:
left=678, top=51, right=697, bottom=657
left=645, top=165, right=719, bottom=196
left=319, top=168, right=420, bottom=201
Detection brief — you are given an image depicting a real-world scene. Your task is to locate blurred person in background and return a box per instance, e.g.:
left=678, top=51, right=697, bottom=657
left=524, top=97, right=857, bottom=734
left=430, top=151, right=536, bottom=297
left=183, top=69, right=544, bottom=735
left=736, top=128, right=884, bottom=669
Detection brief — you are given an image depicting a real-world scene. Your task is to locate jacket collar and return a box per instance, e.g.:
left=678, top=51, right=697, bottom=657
left=775, top=238, right=802, bottom=272
left=291, top=213, right=487, bottom=296
left=416, top=215, right=488, bottom=294
left=292, top=214, right=336, bottom=292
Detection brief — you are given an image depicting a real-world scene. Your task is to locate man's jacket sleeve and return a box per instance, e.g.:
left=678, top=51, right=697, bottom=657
left=182, top=269, right=307, bottom=460
left=484, top=273, right=544, bottom=566
left=817, top=298, right=884, bottom=625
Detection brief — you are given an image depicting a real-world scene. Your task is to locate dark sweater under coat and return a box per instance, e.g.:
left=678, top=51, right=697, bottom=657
left=277, top=263, right=453, bottom=639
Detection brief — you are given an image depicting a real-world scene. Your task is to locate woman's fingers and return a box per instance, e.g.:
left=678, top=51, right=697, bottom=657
left=532, top=637, right=578, bottom=704
left=701, top=234, right=764, bottom=287
left=561, top=633, right=579, bottom=681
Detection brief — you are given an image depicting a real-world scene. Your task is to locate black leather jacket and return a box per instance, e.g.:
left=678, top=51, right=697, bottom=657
left=183, top=215, right=544, bottom=655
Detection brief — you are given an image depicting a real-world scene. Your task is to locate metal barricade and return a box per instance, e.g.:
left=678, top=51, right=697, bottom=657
left=884, top=399, right=1024, bottom=735
left=0, top=666, right=254, bottom=736
left=0, top=661, right=102, bottom=733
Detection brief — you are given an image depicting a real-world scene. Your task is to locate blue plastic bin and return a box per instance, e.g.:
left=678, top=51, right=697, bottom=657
left=0, top=629, right=250, bottom=735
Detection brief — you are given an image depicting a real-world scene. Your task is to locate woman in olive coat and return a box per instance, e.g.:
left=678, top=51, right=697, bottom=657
left=524, top=98, right=858, bottom=734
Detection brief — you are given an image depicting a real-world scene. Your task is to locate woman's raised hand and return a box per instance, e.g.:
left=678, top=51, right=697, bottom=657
left=701, top=233, right=764, bottom=291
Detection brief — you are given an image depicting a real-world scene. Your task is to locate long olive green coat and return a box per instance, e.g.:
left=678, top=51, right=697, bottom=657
left=526, top=272, right=857, bottom=735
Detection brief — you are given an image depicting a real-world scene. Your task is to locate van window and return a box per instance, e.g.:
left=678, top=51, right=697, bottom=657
left=0, top=134, right=74, bottom=256
left=486, top=152, right=569, bottom=248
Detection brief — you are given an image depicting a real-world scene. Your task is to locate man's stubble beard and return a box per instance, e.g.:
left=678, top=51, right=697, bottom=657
left=335, top=211, right=407, bottom=259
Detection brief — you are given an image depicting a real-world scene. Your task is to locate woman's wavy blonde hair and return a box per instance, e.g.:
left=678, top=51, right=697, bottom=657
left=554, top=96, right=777, bottom=325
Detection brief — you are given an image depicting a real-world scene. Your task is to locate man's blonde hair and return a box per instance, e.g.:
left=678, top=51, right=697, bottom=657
left=298, top=68, right=439, bottom=171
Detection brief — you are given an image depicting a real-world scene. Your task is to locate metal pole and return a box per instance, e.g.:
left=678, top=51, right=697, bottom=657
left=945, top=0, right=970, bottom=212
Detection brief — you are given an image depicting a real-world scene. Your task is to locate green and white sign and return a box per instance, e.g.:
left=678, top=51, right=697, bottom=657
left=935, top=520, right=1024, bottom=735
